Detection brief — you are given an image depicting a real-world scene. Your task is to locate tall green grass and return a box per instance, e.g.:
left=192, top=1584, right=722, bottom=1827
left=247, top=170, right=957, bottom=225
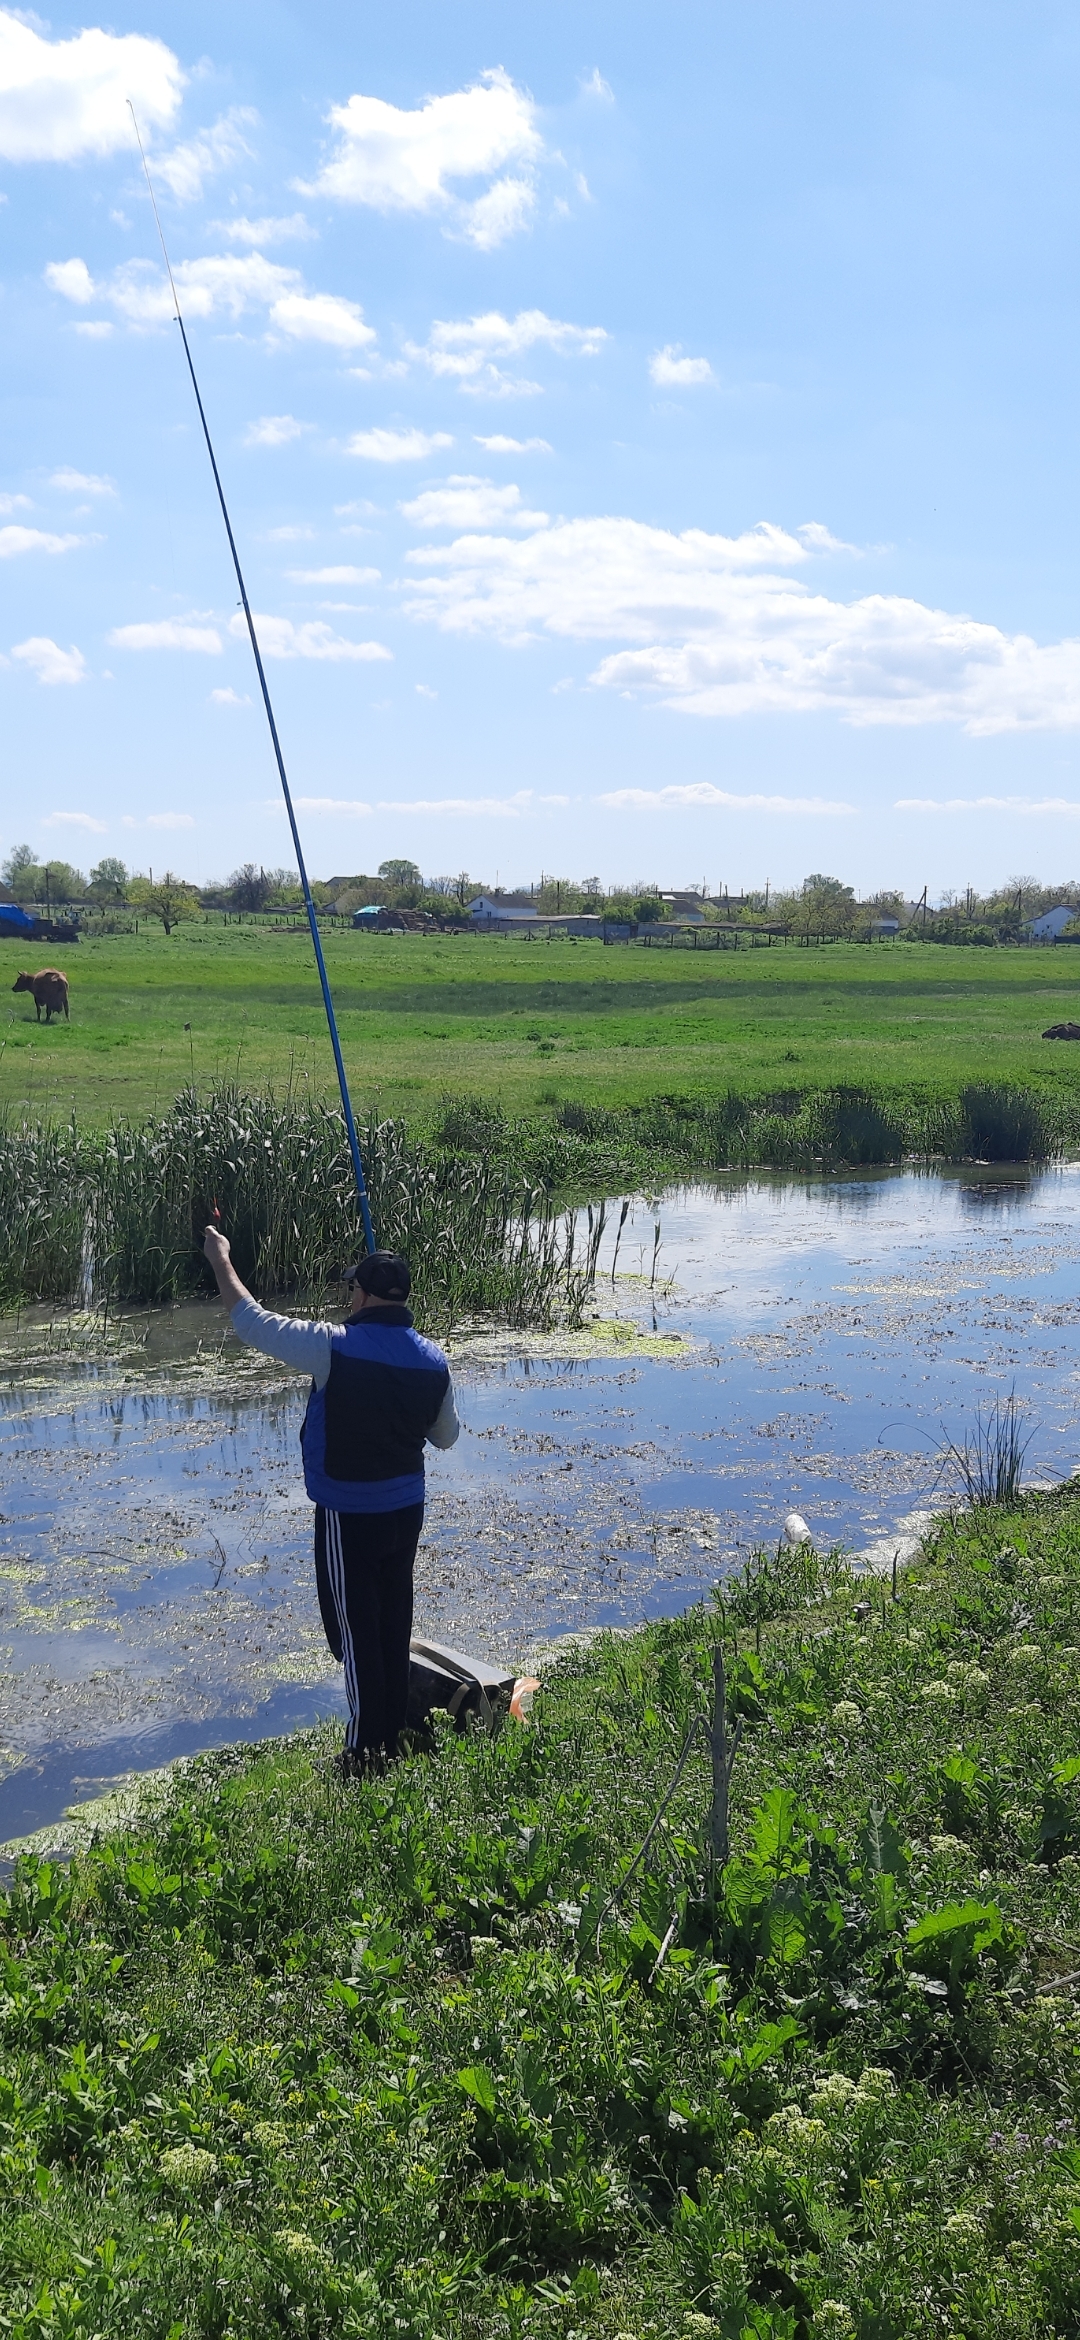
left=443, top=1079, right=1078, bottom=1179
left=0, top=1085, right=592, bottom=1328
left=2, top=1074, right=1074, bottom=1319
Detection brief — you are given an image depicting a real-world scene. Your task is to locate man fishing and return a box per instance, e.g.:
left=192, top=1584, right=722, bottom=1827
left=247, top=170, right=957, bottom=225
left=203, top=1226, right=459, bottom=1774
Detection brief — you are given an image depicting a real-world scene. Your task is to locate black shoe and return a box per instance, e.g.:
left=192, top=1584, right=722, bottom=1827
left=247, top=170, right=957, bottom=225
left=333, top=1745, right=384, bottom=1783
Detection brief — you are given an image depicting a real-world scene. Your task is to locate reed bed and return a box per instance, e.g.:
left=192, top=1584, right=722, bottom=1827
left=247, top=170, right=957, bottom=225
left=437, top=1078, right=1080, bottom=1182
left=0, top=1085, right=594, bottom=1328
left=2, top=1074, right=1074, bottom=1320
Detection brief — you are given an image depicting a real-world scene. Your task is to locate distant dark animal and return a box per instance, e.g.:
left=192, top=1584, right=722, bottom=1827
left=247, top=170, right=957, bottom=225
left=12, top=968, right=69, bottom=1022
left=1043, top=1022, right=1080, bottom=1040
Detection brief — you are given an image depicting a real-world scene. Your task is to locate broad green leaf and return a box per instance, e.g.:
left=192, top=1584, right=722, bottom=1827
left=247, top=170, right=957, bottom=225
left=907, top=1899, right=1002, bottom=1949
left=860, top=1807, right=908, bottom=1878
left=752, top=1790, right=800, bottom=1871
left=741, top=2014, right=803, bottom=2070
left=456, top=2063, right=497, bottom=2115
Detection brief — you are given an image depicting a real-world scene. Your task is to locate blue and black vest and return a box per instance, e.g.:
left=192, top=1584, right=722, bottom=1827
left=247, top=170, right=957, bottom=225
left=300, top=1305, right=451, bottom=1514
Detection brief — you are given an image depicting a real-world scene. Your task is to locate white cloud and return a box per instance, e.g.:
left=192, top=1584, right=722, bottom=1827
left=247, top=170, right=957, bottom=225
left=475, top=434, right=552, bottom=453
left=0, top=491, right=31, bottom=512
left=408, top=308, right=606, bottom=396
left=298, top=66, right=542, bottom=249
left=49, top=467, right=115, bottom=496
left=264, top=524, right=316, bottom=541
left=45, top=251, right=374, bottom=348
left=649, top=345, right=714, bottom=387
left=797, top=521, right=868, bottom=556
left=399, top=475, right=547, bottom=531
left=598, top=785, right=854, bottom=815
left=108, top=620, right=223, bottom=653
left=210, top=686, right=251, bottom=706
left=269, top=290, right=375, bottom=348
left=74, top=320, right=112, bottom=339
left=402, top=509, right=1080, bottom=733
left=581, top=68, right=614, bottom=102
left=45, top=257, right=94, bottom=304
left=286, top=565, right=380, bottom=584
left=41, top=807, right=106, bottom=831
left=212, top=212, right=316, bottom=245
left=460, top=174, right=535, bottom=250
left=347, top=427, right=453, bottom=462
left=244, top=415, right=309, bottom=449
left=12, top=636, right=86, bottom=685
left=229, top=613, right=392, bottom=662
left=152, top=109, right=256, bottom=203
left=895, top=794, right=1080, bottom=815
left=118, top=810, right=195, bottom=829
left=377, top=791, right=533, bottom=816
left=293, top=795, right=371, bottom=815
left=415, top=683, right=437, bottom=699
left=0, top=523, right=82, bottom=557
left=0, top=12, right=182, bottom=163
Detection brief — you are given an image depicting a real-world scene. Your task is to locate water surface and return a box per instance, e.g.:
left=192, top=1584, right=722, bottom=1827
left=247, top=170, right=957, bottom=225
left=3, top=1164, right=1080, bottom=1841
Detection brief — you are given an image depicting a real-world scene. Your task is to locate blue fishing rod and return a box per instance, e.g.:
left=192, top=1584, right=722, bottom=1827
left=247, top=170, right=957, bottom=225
left=129, top=103, right=376, bottom=1256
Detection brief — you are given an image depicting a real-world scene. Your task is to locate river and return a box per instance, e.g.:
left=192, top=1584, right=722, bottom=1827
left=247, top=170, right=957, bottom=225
left=3, top=1163, right=1079, bottom=1841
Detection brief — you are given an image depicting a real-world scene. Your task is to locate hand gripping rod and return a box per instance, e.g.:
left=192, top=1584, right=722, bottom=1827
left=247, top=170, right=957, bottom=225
left=128, top=103, right=376, bottom=1255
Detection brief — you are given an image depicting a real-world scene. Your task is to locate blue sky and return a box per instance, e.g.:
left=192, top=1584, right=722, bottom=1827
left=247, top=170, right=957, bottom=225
left=4, top=2, right=1080, bottom=897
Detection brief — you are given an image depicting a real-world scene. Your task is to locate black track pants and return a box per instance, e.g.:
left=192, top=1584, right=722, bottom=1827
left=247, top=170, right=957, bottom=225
left=314, top=1502, right=423, bottom=1755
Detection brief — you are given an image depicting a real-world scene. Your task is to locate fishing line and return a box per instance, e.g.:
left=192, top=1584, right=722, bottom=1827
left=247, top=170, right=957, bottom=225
left=127, top=101, right=376, bottom=1255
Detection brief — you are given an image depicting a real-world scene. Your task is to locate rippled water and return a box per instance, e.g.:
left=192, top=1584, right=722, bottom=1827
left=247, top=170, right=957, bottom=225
left=3, top=1163, right=1080, bottom=1841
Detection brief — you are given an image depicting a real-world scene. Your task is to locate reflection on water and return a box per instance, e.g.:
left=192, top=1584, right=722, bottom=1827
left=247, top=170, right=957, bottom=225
left=3, top=1162, right=1080, bottom=1841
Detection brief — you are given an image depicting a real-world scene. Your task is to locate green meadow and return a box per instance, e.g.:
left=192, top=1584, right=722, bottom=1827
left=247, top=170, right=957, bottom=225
left=3, top=924, right=1080, bottom=1128
left=7, top=1493, right=1080, bottom=2335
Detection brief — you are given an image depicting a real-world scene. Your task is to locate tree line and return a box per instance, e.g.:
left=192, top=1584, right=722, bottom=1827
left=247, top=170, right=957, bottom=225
left=3, top=845, right=1077, bottom=944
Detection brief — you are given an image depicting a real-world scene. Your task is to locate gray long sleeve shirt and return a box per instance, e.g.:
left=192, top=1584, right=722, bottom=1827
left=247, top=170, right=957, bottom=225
left=230, top=1295, right=461, bottom=1449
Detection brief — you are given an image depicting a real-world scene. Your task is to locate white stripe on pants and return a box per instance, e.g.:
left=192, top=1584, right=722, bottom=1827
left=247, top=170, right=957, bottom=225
left=323, top=1506, right=363, bottom=1751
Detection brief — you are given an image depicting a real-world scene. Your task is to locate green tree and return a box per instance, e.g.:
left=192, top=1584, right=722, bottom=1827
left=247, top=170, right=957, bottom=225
left=130, top=871, right=198, bottom=936
left=262, top=867, right=303, bottom=907
left=1, top=844, right=43, bottom=903
left=793, top=873, right=857, bottom=940
left=378, top=858, right=423, bottom=888
left=89, top=857, right=129, bottom=904
left=229, top=863, right=272, bottom=913
left=39, top=860, right=86, bottom=905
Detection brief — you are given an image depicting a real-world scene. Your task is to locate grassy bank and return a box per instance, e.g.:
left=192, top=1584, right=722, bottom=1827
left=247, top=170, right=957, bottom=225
left=443, top=1078, right=1080, bottom=1176
left=5, top=926, right=1080, bottom=1126
left=6, top=1494, right=1080, bottom=2333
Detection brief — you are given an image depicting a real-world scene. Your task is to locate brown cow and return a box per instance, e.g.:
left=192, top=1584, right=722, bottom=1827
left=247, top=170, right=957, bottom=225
left=12, top=969, right=69, bottom=1023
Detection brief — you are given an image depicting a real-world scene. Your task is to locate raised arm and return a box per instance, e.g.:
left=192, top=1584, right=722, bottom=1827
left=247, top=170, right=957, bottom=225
left=203, top=1225, right=335, bottom=1385
left=203, top=1225, right=251, bottom=1312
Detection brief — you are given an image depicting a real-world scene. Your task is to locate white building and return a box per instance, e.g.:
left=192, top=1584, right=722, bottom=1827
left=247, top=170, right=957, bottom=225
left=1026, top=905, right=1079, bottom=942
left=468, top=893, right=538, bottom=925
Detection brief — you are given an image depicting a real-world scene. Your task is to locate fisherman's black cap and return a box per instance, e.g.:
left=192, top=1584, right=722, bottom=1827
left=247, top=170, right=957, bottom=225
left=346, top=1249, right=412, bottom=1299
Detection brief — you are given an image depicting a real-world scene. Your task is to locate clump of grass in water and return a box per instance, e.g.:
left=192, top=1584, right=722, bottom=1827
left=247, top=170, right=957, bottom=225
left=0, top=1084, right=594, bottom=1330
left=959, top=1083, right=1053, bottom=1163
left=508, top=1082, right=1068, bottom=1179
left=937, top=1387, right=1034, bottom=1508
